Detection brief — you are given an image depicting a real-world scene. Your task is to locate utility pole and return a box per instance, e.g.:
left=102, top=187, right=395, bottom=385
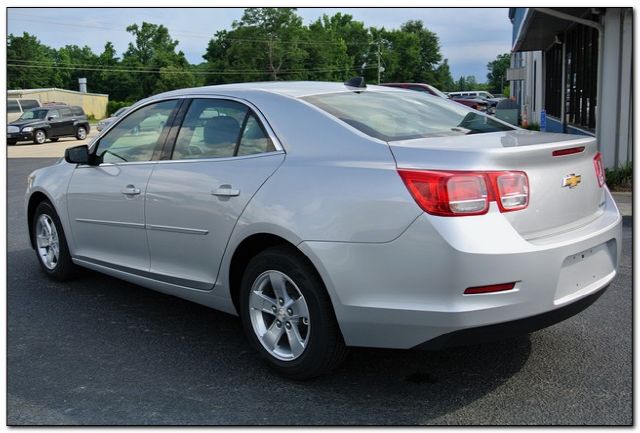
left=376, top=41, right=381, bottom=84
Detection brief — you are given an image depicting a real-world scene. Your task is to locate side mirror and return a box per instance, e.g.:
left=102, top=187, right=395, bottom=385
left=65, top=145, right=91, bottom=164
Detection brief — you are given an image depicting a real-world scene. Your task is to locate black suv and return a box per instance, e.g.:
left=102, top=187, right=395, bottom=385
left=7, top=104, right=90, bottom=145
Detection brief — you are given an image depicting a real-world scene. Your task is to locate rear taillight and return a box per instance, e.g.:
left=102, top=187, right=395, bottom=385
left=491, top=172, right=529, bottom=211
left=464, top=282, right=516, bottom=295
left=398, top=169, right=529, bottom=217
left=593, top=152, right=605, bottom=187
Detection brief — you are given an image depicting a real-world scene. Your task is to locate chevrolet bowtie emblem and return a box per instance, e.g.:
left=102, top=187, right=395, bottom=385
left=562, top=173, right=582, bottom=188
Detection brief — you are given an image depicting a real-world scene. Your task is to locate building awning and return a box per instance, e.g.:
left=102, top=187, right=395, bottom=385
left=513, top=8, right=599, bottom=52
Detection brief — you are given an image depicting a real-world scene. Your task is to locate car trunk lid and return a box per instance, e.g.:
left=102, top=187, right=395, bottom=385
left=389, top=130, right=606, bottom=239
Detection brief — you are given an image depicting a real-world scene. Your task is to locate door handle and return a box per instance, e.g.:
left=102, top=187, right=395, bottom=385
left=212, top=185, right=240, bottom=197
left=121, top=185, right=141, bottom=196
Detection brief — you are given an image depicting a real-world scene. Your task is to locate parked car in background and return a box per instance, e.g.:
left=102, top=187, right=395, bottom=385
left=25, top=81, right=620, bottom=379
left=380, top=82, right=490, bottom=112
left=448, top=90, right=505, bottom=107
left=96, top=106, right=130, bottom=132
left=451, top=95, right=494, bottom=113
left=7, top=98, right=42, bottom=123
left=8, top=104, right=90, bottom=145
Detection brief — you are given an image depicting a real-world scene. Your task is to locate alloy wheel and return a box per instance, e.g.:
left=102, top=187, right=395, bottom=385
left=249, top=270, right=310, bottom=361
left=36, top=214, right=59, bottom=270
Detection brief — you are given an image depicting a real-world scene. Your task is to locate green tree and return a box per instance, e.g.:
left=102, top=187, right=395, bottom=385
left=433, top=59, right=455, bottom=91
left=7, top=32, right=60, bottom=89
left=123, top=22, right=194, bottom=98
left=487, top=53, right=511, bottom=94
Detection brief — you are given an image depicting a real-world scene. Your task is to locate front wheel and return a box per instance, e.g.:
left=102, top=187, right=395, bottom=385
left=32, top=201, right=76, bottom=281
left=33, top=130, right=46, bottom=144
left=239, top=246, right=347, bottom=380
left=76, top=126, right=87, bottom=140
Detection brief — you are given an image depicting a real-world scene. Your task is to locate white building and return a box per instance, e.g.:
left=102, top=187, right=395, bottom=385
left=508, top=8, right=632, bottom=169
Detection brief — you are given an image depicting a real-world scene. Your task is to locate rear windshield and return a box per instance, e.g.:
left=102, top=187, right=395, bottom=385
left=302, top=91, right=514, bottom=141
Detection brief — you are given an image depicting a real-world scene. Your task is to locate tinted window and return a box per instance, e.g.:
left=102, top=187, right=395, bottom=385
left=8, top=99, right=20, bottom=113
left=237, top=114, right=275, bottom=156
left=172, top=99, right=248, bottom=160
left=47, top=109, right=60, bottom=119
left=302, top=91, right=514, bottom=141
left=71, top=106, right=84, bottom=116
left=20, top=99, right=40, bottom=110
left=60, top=108, right=73, bottom=118
left=95, top=100, right=178, bottom=164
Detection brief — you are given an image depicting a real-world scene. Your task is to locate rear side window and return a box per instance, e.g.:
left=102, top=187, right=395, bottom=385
left=8, top=99, right=20, bottom=113
left=172, top=99, right=274, bottom=160
left=20, top=99, right=40, bottom=110
left=302, top=91, right=514, bottom=141
left=60, top=108, right=72, bottom=118
left=71, top=106, right=85, bottom=116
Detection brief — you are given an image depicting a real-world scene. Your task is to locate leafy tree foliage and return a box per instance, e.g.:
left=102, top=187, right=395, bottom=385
left=8, top=9, right=470, bottom=102
left=486, top=53, right=511, bottom=94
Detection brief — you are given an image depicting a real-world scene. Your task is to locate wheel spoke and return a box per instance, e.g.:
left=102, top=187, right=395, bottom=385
left=262, top=320, right=284, bottom=351
left=249, top=291, right=277, bottom=315
left=269, top=272, right=290, bottom=304
left=285, top=324, right=306, bottom=358
left=36, top=235, right=50, bottom=248
left=288, top=296, right=309, bottom=320
left=42, top=217, right=53, bottom=236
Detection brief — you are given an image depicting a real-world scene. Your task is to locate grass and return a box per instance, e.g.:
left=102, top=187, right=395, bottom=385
left=605, top=161, right=632, bottom=191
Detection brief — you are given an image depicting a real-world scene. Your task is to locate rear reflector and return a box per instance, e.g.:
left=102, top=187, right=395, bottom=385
left=593, top=152, right=605, bottom=187
left=552, top=146, right=585, bottom=157
left=464, top=282, right=516, bottom=295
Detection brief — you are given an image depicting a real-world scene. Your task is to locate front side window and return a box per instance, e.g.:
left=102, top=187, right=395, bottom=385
left=95, top=100, right=178, bottom=164
left=302, top=91, right=514, bottom=142
left=172, top=99, right=274, bottom=160
left=47, top=109, right=60, bottom=119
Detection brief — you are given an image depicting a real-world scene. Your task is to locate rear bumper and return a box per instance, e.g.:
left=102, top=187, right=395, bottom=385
left=413, top=284, right=608, bottom=350
left=299, top=188, right=622, bottom=349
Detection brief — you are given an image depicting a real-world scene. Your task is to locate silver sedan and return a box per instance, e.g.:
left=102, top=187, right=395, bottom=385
left=25, top=81, right=621, bottom=379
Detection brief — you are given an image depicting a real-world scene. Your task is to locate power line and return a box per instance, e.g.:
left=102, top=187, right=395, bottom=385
left=8, top=63, right=377, bottom=76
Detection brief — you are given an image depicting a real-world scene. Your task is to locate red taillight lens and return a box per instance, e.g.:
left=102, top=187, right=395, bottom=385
left=398, top=169, right=529, bottom=217
left=593, top=152, right=605, bottom=187
left=398, top=170, right=488, bottom=216
left=464, top=282, right=516, bottom=295
left=491, top=172, right=529, bottom=211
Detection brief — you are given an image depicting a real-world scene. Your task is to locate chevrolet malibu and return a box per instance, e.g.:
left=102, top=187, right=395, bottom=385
left=25, top=81, right=621, bottom=379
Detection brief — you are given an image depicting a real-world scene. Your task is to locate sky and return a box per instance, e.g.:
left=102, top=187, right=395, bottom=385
left=7, top=7, right=512, bottom=82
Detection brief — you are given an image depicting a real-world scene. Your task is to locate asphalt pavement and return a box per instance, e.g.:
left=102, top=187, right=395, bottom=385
left=7, top=158, right=632, bottom=425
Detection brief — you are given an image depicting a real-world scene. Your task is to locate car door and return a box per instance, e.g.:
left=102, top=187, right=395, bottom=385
left=57, top=107, right=75, bottom=136
left=144, top=97, right=285, bottom=289
left=45, top=109, right=64, bottom=137
left=66, top=99, right=181, bottom=272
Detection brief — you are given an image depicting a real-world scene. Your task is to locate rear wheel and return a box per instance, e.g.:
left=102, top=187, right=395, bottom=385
left=33, top=130, right=46, bottom=144
left=239, top=246, right=347, bottom=380
left=32, top=201, right=76, bottom=281
left=76, top=126, right=87, bottom=140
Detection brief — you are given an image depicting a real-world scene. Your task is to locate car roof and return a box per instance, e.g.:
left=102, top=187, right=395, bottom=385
left=153, top=81, right=407, bottom=100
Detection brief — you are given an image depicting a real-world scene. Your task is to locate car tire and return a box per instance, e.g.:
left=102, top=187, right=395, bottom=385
left=32, top=201, right=77, bottom=281
left=50, top=138, right=59, bottom=142
left=76, top=126, right=87, bottom=140
left=33, top=130, right=47, bottom=145
left=239, top=245, right=348, bottom=380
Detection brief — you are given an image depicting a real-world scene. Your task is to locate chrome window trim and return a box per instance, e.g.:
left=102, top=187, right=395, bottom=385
left=156, top=150, right=285, bottom=165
